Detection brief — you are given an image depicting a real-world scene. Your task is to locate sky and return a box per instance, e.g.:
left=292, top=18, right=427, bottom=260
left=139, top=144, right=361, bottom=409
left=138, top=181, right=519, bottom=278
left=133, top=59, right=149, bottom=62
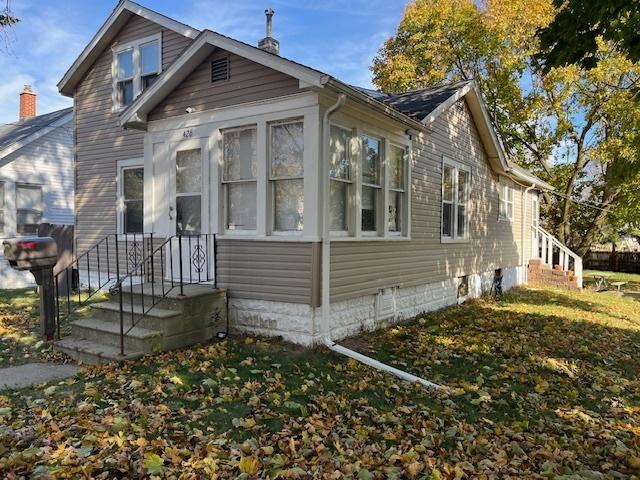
left=0, top=0, right=407, bottom=124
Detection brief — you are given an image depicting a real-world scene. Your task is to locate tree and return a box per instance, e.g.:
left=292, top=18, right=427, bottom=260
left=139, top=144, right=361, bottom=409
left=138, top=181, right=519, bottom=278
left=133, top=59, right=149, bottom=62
left=0, top=0, right=18, bottom=28
left=536, top=0, right=640, bottom=72
left=371, top=0, right=640, bottom=256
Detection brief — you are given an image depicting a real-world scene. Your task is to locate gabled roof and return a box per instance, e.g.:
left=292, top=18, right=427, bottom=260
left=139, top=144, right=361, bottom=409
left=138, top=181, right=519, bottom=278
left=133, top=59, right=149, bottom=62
left=58, top=0, right=199, bottom=97
left=0, top=108, right=73, bottom=162
left=61, top=0, right=549, bottom=190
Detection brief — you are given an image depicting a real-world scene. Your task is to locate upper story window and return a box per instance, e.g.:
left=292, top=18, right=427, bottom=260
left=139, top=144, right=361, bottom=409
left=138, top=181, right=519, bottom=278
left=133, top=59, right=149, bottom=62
left=270, top=120, right=304, bottom=232
left=361, top=135, right=382, bottom=233
left=442, top=157, right=470, bottom=242
left=499, top=183, right=514, bottom=221
left=113, top=34, right=161, bottom=109
left=16, top=184, right=43, bottom=235
left=223, top=126, right=257, bottom=231
left=329, top=125, right=352, bottom=232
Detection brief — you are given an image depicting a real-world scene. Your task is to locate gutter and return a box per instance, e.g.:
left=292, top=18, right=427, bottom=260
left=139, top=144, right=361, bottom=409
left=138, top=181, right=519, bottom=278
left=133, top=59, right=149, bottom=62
left=319, top=93, right=447, bottom=393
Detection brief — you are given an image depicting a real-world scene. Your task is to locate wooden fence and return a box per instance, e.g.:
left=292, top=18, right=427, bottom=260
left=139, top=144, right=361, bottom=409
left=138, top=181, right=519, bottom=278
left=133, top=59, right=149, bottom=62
left=583, top=250, right=640, bottom=274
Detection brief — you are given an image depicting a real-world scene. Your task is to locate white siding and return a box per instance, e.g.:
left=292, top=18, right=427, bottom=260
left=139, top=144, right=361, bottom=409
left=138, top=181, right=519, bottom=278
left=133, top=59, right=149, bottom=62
left=0, top=120, right=74, bottom=288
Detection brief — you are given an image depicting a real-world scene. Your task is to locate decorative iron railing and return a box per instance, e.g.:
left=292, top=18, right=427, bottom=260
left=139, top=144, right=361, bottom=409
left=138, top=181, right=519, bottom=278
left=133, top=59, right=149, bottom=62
left=53, top=233, right=155, bottom=340
left=112, top=234, right=217, bottom=355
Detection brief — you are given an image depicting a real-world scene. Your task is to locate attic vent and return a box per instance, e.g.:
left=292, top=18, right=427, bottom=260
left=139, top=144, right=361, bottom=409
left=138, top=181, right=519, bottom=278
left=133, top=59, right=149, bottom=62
left=211, top=57, right=230, bottom=83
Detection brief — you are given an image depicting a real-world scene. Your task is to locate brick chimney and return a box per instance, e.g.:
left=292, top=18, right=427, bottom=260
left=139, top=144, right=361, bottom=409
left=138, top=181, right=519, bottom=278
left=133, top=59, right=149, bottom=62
left=19, top=85, right=37, bottom=121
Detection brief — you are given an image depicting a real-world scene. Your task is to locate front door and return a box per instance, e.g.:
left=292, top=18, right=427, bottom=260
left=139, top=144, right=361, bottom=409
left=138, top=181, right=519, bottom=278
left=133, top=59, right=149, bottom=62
left=166, top=140, right=213, bottom=283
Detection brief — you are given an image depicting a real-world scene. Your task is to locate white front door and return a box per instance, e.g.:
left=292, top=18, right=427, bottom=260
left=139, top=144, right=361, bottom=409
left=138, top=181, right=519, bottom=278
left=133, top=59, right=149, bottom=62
left=166, top=139, right=213, bottom=283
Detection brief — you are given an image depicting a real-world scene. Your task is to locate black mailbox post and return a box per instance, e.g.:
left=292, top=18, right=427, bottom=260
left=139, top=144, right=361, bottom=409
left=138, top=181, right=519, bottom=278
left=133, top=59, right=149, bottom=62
left=3, top=237, right=58, bottom=340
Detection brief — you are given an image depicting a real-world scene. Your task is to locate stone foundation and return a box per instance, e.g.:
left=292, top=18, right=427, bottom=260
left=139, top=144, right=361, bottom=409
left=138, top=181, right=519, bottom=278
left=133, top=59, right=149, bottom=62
left=230, top=265, right=526, bottom=346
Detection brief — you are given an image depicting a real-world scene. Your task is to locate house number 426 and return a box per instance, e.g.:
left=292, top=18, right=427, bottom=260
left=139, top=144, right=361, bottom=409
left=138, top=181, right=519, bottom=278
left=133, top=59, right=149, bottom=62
left=183, top=129, right=193, bottom=138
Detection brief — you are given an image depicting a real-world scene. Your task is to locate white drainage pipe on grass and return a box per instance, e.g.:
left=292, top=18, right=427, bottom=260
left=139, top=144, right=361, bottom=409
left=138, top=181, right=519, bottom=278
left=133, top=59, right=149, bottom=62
left=323, top=336, right=448, bottom=392
left=319, top=94, right=447, bottom=394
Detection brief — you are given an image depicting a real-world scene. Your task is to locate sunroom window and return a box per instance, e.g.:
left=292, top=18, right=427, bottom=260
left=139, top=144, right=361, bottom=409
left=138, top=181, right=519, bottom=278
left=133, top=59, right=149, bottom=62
left=329, top=125, right=351, bottom=231
left=361, top=135, right=381, bottom=233
left=223, top=126, right=257, bottom=231
left=388, top=145, right=406, bottom=233
left=270, top=120, right=304, bottom=232
left=441, top=158, right=470, bottom=241
left=114, top=35, right=161, bottom=108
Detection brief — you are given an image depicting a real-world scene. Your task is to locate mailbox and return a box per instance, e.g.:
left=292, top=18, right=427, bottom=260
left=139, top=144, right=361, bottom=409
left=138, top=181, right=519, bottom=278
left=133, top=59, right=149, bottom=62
left=3, top=237, right=57, bottom=270
left=3, top=236, right=58, bottom=341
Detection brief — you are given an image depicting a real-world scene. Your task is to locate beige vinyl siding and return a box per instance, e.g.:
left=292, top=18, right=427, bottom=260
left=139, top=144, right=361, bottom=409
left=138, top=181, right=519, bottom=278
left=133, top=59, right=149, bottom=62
left=74, top=14, right=191, bottom=254
left=216, top=239, right=318, bottom=305
left=330, top=101, right=528, bottom=303
left=148, top=50, right=301, bottom=121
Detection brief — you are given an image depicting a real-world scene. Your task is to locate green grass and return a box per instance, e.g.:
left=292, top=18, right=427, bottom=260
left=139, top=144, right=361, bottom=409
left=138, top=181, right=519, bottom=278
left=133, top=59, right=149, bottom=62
left=0, top=288, right=107, bottom=367
left=583, top=269, right=640, bottom=291
left=1, top=286, right=639, bottom=478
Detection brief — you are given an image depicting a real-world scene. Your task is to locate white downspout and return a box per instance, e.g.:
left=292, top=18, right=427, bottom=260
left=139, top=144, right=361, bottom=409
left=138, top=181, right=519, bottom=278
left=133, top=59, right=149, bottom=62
left=319, top=94, right=446, bottom=392
left=522, top=184, right=535, bottom=283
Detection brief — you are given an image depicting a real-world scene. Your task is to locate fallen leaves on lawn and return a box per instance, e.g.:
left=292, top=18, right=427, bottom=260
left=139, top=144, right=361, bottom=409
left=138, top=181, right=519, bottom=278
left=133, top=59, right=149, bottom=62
left=0, top=287, right=639, bottom=478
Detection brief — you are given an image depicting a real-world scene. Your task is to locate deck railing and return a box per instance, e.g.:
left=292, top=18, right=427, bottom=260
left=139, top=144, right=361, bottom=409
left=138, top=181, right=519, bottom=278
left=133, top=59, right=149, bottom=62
left=532, top=226, right=583, bottom=288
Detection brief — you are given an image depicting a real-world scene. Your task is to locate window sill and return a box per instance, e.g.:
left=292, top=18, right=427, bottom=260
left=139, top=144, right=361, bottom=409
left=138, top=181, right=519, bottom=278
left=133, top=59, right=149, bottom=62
left=216, top=234, right=321, bottom=242
left=440, top=237, right=470, bottom=244
left=498, top=216, right=514, bottom=223
left=330, top=235, right=411, bottom=242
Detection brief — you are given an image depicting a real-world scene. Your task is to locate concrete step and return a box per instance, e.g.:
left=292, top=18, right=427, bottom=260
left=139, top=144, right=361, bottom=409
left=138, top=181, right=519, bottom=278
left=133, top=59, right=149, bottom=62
left=54, top=337, right=143, bottom=365
left=91, top=301, right=181, bottom=323
left=71, top=317, right=162, bottom=353
left=110, top=282, right=225, bottom=311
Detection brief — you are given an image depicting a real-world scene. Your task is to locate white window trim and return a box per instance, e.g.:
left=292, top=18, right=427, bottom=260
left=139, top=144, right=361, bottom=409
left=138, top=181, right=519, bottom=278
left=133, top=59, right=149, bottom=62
left=15, top=183, right=44, bottom=237
left=328, top=123, right=354, bottom=235
left=221, top=124, right=258, bottom=235
left=441, top=156, right=471, bottom=243
left=116, top=158, right=144, bottom=237
left=269, top=118, right=305, bottom=235
left=499, top=182, right=515, bottom=222
left=387, top=142, right=409, bottom=237
left=111, top=32, right=162, bottom=112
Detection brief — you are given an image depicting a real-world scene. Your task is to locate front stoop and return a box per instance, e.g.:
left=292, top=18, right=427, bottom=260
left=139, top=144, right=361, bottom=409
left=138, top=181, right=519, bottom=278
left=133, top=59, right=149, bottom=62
left=528, top=259, right=580, bottom=290
left=55, top=283, right=227, bottom=365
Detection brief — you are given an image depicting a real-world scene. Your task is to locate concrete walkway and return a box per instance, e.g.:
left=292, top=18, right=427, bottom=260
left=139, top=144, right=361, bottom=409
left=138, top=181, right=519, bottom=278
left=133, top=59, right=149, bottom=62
left=0, top=363, right=78, bottom=391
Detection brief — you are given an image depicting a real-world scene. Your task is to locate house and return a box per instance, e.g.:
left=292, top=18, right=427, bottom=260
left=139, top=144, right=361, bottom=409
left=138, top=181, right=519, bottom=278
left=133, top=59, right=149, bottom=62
left=53, top=0, right=581, bottom=361
left=0, top=86, right=73, bottom=288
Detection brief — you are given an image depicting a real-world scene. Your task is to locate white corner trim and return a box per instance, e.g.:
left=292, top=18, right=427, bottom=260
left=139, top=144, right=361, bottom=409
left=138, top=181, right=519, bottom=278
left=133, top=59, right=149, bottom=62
left=0, top=112, right=72, bottom=164
left=58, top=0, right=199, bottom=96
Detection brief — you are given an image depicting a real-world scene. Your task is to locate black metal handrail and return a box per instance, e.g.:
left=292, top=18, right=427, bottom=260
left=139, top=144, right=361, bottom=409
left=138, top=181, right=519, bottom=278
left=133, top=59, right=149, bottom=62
left=53, top=233, right=154, bottom=340
left=112, top=234, right=217, bottom=356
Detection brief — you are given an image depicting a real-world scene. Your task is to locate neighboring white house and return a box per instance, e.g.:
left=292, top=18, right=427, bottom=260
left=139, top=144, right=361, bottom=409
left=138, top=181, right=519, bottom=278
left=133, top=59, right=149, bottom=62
left=0, top=85, right=73, bottom=288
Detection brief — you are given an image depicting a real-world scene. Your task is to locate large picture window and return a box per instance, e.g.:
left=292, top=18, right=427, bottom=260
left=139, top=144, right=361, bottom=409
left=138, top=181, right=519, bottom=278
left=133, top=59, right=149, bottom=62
left=113, top=34, right=161, bottom=109
left=441, top=158, right=470, bottom=241
left=388, top=145, right=406, bottom=233
left=270, top=120, right=304, bottom=232
left=361, top=135, right=381, bottom=233
left=223, top=126, right=257, bottom=231
left=329, top=125, right=351, bottom=231
left=16, top=184, right=43, bottom=235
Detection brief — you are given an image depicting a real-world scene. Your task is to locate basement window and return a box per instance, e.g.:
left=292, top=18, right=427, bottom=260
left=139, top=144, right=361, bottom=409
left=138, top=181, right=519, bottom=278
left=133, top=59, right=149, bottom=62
left=211, top=56, right=230, bottom=83
left=457, top=275, right=469, bottom=300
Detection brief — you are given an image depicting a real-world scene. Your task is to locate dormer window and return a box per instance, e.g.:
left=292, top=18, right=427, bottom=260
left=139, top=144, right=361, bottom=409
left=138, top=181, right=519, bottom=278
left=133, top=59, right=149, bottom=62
left=113, top=33, right=161, bottom=109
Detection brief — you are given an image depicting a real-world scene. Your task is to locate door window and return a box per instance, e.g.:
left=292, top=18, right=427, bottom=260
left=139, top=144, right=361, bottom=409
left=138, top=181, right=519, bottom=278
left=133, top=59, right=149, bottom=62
left=175, top=148, right=202, bottom=235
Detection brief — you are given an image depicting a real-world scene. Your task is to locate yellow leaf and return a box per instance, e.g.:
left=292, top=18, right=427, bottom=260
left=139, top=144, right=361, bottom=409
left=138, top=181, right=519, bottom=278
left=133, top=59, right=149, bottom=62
left=239, top=456, right=259, bottom=474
